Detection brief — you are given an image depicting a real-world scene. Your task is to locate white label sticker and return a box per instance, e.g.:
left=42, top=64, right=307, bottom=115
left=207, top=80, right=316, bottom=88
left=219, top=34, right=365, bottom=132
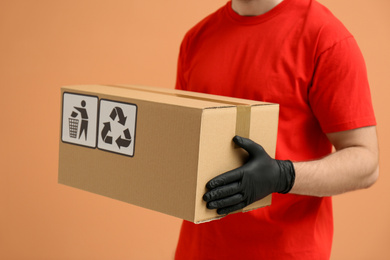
left=97, top=99, right=137, bottom=156
left=61, top=93, right=99, bottom=148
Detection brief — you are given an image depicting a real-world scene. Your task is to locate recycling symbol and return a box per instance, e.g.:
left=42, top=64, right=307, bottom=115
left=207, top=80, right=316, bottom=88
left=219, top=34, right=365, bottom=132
left=62, top=96, right=137, bottom=157
left=101, top=106, right=132, bottom=149
left=97, top=99, right=137, bottom=156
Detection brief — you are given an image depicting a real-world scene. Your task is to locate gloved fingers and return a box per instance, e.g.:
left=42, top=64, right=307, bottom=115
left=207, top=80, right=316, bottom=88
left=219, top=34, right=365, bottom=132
left=217, top=202, right=247, bottom=215
left=206, top=193, right=244, bottom=210
left=233, top=135, right=265, bottom=155
left=203, top=182, right=241, bottom=202
left=206, top=168, right=244, bottom=189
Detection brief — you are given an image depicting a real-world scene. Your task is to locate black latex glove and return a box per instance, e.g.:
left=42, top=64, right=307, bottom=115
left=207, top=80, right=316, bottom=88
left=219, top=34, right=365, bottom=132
left=203, top=136, right=295, bottom=215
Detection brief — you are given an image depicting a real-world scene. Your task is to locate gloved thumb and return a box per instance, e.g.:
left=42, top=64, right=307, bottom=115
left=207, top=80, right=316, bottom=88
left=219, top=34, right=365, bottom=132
left=233, top=135, right=265, bottom=156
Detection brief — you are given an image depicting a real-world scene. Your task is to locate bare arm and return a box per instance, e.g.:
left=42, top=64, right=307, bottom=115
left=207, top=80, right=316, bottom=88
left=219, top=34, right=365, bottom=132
left=290, top=126, right=379, bottom=197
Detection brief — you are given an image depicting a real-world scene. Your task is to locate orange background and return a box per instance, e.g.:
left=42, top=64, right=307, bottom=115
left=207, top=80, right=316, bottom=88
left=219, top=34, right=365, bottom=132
left=1, top=0, right=389, bottom=259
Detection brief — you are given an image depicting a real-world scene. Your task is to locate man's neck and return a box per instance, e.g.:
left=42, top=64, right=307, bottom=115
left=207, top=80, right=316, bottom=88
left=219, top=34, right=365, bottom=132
left=231, top=0, right=283, bottom=16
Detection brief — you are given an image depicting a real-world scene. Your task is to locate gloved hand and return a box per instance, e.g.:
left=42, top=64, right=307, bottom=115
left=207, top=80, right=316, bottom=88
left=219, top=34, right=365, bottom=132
left=203, top=136, right=295, bottom=215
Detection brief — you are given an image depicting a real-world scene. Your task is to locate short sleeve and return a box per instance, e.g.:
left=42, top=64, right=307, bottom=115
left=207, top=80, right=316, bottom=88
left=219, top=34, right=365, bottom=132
left=309, top=36, right=376, bottom=133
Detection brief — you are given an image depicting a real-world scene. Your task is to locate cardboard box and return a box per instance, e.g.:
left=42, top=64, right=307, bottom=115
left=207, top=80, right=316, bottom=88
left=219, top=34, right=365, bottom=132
left=58, top=84, right=279, bottom=223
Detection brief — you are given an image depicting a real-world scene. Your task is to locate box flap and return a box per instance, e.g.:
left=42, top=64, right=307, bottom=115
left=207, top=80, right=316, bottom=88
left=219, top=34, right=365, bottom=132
left=63, top=85, right=236, bottom=110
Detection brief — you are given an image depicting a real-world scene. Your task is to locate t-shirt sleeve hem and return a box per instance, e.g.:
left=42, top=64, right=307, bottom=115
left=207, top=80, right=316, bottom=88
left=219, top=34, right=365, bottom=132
left=322, top=117, right=377, bottom=134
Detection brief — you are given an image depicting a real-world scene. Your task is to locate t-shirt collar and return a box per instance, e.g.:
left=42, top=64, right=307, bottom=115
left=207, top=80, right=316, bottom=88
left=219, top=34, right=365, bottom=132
left=225, top=0, right=294, bottom=25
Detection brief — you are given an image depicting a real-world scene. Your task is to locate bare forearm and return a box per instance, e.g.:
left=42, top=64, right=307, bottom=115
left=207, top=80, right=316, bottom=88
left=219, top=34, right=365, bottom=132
left=290, top=127, right=379, bottom=197
left=290, top=146, right=379, bottom=197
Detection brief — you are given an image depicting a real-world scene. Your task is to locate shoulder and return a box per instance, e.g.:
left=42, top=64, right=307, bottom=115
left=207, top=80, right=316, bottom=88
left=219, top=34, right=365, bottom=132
left=305, top=1, right=354, bottom=53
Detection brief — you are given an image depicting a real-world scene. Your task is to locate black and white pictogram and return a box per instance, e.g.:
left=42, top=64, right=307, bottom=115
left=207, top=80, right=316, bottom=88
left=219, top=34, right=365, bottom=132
left=98, top=100, right=137, bottom=156
left=70, top=100, right=89, bottom=140
left=62, top=93, right=98, bottom=148
left=101, top=106, right=132, bottom=147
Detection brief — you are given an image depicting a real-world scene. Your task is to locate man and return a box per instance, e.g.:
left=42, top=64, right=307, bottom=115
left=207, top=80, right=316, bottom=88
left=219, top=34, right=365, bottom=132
left=174, top=0, right=379, bottom=259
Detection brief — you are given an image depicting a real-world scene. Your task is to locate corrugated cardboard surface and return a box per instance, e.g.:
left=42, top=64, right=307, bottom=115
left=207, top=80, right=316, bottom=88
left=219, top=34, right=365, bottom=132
left=58, top=85, right=279, bottom=223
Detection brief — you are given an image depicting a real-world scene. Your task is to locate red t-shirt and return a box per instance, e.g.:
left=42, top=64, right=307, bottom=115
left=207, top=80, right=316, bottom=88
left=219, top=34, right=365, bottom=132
left=175, top=0, right=376, bottom=259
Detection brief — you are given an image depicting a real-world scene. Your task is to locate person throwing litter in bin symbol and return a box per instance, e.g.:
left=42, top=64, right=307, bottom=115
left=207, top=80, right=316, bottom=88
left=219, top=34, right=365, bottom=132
left=71, top=100, right=88, bottom=140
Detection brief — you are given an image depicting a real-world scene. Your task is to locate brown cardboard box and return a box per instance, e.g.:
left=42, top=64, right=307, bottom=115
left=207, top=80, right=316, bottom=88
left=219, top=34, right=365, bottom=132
left=58, top=85, right=279, bottom=223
